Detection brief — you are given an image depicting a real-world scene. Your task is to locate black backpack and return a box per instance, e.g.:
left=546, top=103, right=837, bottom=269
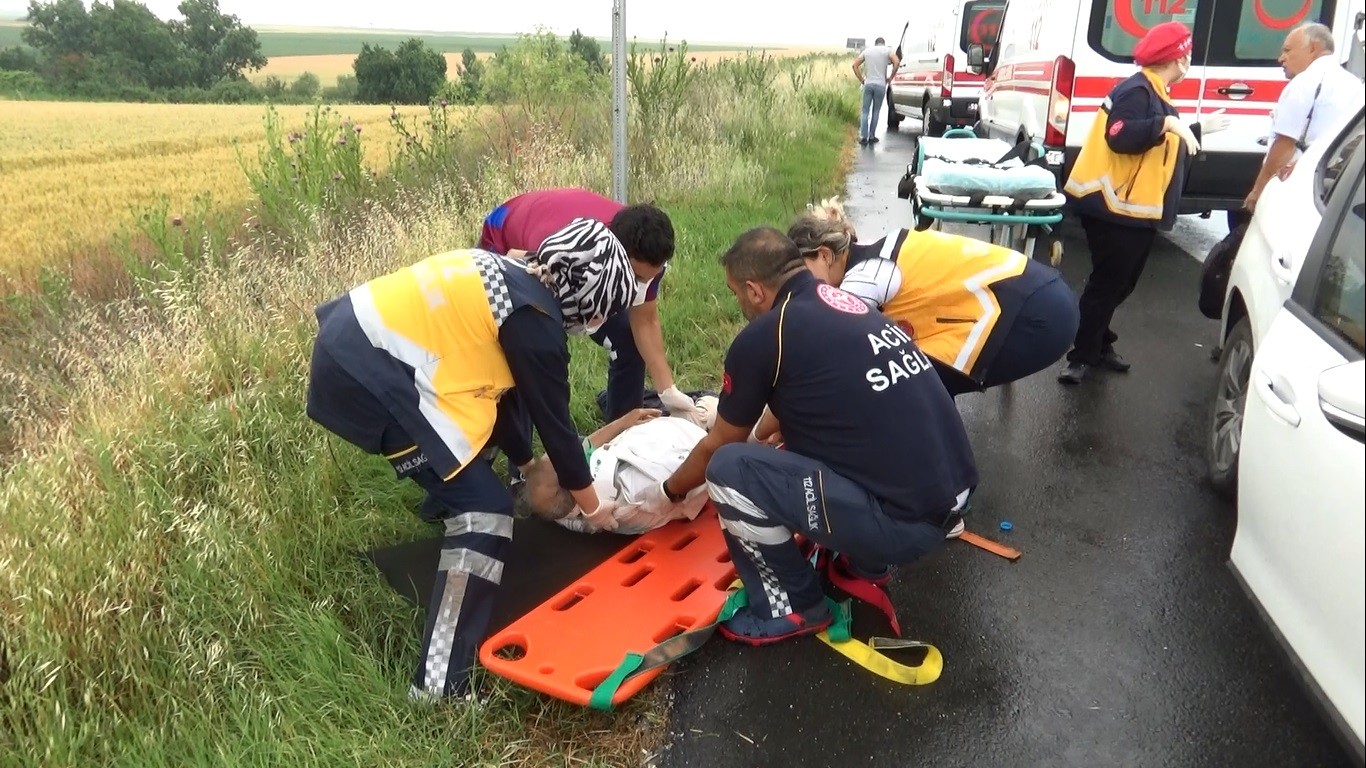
left=1198, top=219, right=1250, bottom=320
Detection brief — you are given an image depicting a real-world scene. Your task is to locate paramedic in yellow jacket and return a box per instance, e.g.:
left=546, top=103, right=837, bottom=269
left=1057, top=21, right=1229, bottom=384
left=785, top=197, right=1079, bottom=398
left=305, top=218, right=647, bottom=701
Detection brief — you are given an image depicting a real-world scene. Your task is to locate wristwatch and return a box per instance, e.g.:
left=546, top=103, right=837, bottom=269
left=662, top=479, right=687, bottom=504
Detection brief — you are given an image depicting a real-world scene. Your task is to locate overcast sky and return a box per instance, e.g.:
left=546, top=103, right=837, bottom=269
left=3, top=1, right=905, bottom=48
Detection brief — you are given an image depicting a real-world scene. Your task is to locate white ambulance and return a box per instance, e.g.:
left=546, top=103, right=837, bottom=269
left=886, top=0, right=1006, bottom=136
left=972, top=0, right=1365, bottom=213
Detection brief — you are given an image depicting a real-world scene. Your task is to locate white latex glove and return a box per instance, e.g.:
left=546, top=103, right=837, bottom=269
left=639, top=480, right=676, bottom=518
left=1165, top=116, right=1201, bottom=156
left=695, top=395, right=719, bottom=430
left=659, top=386, right=706, bottom=426
left=1199, top=108, right=1230, bottom=136
left=577, top=497, right=620, bottom=532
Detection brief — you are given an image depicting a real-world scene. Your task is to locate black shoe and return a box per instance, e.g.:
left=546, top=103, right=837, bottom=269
left=1058, top=362, right=1088, bottom=384
left=1099, top=351, right=1131, bottom=372
left=858, top=137, right=869, bottom=145
left=870, top=136, right=881, bottom=144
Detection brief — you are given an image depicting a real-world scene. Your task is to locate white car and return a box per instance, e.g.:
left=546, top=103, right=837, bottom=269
left=1229, top=122, right=1365, bottom=760
left=1206, top=107, right=1365, bottom=496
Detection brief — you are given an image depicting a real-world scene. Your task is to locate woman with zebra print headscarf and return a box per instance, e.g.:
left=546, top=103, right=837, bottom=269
left=524, top=216, right=644, bottom=336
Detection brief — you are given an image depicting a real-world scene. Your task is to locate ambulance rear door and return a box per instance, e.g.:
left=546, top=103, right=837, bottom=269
left=1190, top=0, right=1339, bottom=209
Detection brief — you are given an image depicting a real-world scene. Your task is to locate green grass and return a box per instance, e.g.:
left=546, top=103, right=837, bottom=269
left=0, top=62, right=856, bottom=766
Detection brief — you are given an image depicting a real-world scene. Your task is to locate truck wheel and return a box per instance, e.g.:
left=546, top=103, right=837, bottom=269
left=887, top=92, right=903, bottom=130
left=924, top=104, right=945, bottom=137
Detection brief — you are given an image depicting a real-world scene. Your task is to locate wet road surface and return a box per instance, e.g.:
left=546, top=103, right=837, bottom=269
left=656, top=122, right=1356, bottom=767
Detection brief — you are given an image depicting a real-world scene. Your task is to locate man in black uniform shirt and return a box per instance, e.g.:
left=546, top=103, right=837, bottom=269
left=640, top=227, right=978, bottom=644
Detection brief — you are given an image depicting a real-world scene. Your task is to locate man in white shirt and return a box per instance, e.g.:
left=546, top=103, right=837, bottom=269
left=1245, top=22, right=1365, bottom=212
left=517, top=401, right=718, bottom=535
left=852, top=37, right=901, bottom=146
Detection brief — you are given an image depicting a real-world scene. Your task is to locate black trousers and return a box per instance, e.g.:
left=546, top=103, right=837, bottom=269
left=1066, top=216, right=1158, bottom=365
left=705, top=444, right=959, bottom=619
left=933, top=273, right=1081, bottom=396
left=307, top=341, right=513, bottom=699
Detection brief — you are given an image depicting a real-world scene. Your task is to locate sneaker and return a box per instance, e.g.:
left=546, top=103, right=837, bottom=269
left=409, top=684, right=484, bottom=707
left=1099, top=350, right=1132, bottom=372
left=1057, top=362, right=1088, bottom=385
left=408, top=684, right=440, bottom=705
left=830, top=553, right=891, bottom=586
left=945, top=516, right=965, bottom=540
left=718, top=600, right=833, bottom=646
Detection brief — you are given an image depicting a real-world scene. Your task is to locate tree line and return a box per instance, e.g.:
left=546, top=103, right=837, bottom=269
left=1, top=0, right=271, bottom=101
left=0, top=0, right=612, bottom=106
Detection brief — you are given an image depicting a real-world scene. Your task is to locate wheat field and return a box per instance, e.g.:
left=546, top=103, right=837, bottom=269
left=251, top=53, right=494, bottom=86
left=0, top=101, right=433, bottom=273
left=253, top=46, right=843, bottom=86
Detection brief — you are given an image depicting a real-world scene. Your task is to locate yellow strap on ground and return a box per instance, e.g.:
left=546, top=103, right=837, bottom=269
left=816, top=632, right=944, bottom=686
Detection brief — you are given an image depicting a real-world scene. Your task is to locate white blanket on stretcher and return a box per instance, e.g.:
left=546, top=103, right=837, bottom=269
left=917, top=136, right=1059, bottom=201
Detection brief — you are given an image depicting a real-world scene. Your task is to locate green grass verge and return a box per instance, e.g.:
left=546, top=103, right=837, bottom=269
left=0, top=100, right=853, bottom=766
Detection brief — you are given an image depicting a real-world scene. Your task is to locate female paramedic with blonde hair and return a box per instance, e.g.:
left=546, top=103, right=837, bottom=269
left=784, top=198, right=1079, bottom=399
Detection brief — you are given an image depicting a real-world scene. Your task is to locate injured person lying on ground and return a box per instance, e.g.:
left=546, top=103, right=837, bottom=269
left=516, top=400, right=719, bottom=535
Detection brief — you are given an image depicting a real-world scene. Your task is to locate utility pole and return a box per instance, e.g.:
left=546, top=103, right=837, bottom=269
left=611, top=0, right=628, bottom=203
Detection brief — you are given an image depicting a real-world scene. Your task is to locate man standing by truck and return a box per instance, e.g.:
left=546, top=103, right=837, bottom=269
left=853, top=37, right=901, bottom=145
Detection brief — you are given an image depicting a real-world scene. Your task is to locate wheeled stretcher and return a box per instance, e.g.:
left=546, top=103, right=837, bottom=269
left=897, top=129, right=1066, bottom=264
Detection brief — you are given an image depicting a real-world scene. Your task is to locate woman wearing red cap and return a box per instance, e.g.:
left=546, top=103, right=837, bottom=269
left=1057, top=21, right=1226, bottom=385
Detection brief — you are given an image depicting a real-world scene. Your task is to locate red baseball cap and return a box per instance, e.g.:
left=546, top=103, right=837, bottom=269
left=1133, top=21, right=1193, bottom=66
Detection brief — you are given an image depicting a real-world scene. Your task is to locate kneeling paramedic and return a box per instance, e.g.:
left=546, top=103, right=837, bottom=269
left=787, top=196, right=1079, bottom=398
left=305, top=218, right=640, bottom=700
left=638, top=227, right=979, bottom=644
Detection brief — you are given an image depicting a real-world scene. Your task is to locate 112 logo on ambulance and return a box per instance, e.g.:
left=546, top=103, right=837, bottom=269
left=1113, top=0, right=1311, bottom=37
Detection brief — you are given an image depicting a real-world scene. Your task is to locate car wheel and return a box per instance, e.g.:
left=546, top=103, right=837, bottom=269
left=1207, top=318, right=1253, bottom=500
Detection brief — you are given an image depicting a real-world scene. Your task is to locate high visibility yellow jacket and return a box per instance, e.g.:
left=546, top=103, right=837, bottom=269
left=840, top=228, right=1054, bottom=382
left=1063, top=70, right=1192, bottom=231
left=310, top=249, right=575, bottom=483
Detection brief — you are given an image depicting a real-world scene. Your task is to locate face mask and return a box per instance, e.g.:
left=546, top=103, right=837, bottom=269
left=632, top=277, right=653, bottom=306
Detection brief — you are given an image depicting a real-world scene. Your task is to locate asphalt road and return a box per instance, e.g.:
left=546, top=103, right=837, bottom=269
left=655, top=121, right=1356, bottom=767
